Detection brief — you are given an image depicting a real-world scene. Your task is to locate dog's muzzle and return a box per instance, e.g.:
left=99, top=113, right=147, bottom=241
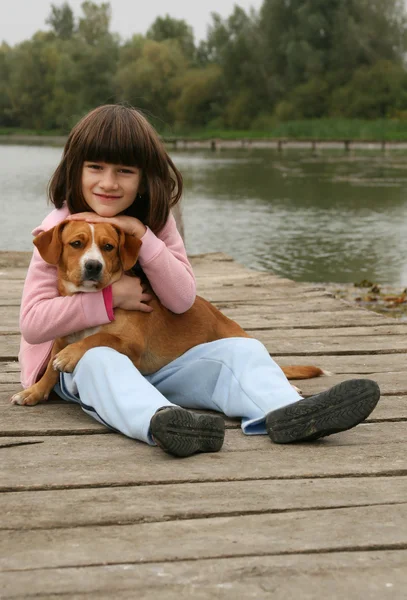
left=83, top=260, right=103, bottom=281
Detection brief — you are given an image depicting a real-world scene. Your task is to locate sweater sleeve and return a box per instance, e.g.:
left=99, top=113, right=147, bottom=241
left=137, top=213, right=196, bottom=314
left=20, top=247, right=113, bottom=345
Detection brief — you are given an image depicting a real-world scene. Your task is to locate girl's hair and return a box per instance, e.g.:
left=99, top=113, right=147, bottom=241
left=48, top=104, right=183, bottom=233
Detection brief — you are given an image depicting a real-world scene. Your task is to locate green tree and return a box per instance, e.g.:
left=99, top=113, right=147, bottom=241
left=118, top=34, right=145, bottom=67
left=72, top=35, right=118, bottom=110
left=48, top=50, right=84, bottom=130
left=0, top=43, right=15, bottom=126
left=115, top=39, right=187, bottom=123
left=46, top=2, right=76, bottom=40
left=171, top=64, right=223, bottom=127
left=201, top=7, right=266, bottom=127
left=147, top=15, right=195, bottom=60
left=5, top=33, right=62, bottom=129
left=258, top=0, right=407, bottom=118
left=78, top=1, right=111, bottom=45
left=331, top=60, right=407, bottom=118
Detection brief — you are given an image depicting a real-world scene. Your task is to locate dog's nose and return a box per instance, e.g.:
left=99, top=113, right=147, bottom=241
left=84, top=260, right=103, bottom=279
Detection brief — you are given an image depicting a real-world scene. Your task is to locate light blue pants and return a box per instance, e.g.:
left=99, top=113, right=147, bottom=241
left=55, top=338, right=301, bottom=445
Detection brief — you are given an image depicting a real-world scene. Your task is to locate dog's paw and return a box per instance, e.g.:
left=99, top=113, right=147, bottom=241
left=53, top=347, right=82, bottom=373
left=11, top=388, right=48, bottom=406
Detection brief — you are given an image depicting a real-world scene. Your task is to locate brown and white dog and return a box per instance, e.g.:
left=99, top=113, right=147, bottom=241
left=12, top=220, right=327, bottom=406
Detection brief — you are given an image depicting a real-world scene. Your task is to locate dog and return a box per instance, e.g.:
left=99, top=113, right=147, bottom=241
left=12, top=220, right=327, bottom=406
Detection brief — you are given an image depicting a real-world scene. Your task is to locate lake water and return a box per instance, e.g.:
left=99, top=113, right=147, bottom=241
left=2, top=143, right=407, bottom=285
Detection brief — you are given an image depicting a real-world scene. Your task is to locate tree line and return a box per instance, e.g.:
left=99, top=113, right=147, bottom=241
left=1, top=0, right=407, bottom=133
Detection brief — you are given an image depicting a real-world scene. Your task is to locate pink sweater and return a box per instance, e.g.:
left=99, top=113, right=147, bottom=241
left=19, top=205, right=196, bottom=388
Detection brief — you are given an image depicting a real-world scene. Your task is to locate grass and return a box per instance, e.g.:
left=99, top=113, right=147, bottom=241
left=4, top=118, right=407, bottom=141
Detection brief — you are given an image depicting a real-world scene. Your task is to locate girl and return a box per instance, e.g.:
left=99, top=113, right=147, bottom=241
left=16, top=104, right=380, bottom=457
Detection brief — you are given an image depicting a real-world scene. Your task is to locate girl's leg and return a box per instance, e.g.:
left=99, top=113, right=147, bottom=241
left=147, top=338, right=380, bottom=442
left=54, top=346, right=225, bottom=455
left=147, top=337, right=301, bottom=435
left=54, top=346, right=175, bottom=443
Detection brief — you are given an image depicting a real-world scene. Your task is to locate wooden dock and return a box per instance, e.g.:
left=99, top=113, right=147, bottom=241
left=1, top=252, right=407, bottom=599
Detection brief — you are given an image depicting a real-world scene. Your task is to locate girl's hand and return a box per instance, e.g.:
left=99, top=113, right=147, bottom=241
left=67, top=213, right=147, bottom=238
left=112, top=275, right=153, bottom=312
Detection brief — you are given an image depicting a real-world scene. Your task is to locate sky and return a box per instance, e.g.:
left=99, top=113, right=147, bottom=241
left=0, top=0, right=264, bottom=46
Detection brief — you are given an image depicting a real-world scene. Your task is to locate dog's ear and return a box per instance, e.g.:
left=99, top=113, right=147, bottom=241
left=33, top=221, right=68, bottom=265
left=118, top=230, right=142, bottom=271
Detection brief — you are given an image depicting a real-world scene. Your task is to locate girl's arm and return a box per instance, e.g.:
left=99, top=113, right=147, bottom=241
left=20, top=248, right=112, bottom=345
left=138, top=213, right=196, bottom=314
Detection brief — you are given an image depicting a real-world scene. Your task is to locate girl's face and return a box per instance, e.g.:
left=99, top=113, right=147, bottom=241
left=81, top=161, right=142, bottom=217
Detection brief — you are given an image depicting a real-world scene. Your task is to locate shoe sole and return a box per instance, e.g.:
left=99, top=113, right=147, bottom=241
left=150, top=408, right=225, bottom=457
left=266, top=379, right=380, bottom=444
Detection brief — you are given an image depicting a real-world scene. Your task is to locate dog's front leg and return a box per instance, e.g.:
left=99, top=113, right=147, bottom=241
left=11, top=339, right=65, bottom=406
left=53, top=333, right=144, bottom=373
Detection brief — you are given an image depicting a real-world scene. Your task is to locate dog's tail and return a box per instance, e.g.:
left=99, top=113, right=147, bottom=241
left=281, top=366, right=332, bottom=380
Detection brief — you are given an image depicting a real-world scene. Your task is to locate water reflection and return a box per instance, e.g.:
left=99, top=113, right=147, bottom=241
left=1, top=144, right=407, bottom=285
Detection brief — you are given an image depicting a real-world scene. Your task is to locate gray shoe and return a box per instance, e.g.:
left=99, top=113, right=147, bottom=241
left=266, top=379, right=380, bottom=444
left=150, top=407, right=225, bottom=457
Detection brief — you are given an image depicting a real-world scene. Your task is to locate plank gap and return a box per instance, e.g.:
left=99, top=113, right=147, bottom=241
left=1, top=500, right=407, bottom=532
left=3, top=543, right=407, bottom=573
left=2, top=470, right=406, bottom=493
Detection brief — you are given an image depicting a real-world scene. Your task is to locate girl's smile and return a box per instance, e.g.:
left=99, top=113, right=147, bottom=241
left=82, top=161, right=141, bottom=217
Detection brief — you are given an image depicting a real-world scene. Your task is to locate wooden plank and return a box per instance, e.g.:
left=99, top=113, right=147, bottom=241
left=1, top=504, right=407, bottom=571
left=202, top=288, right=330, bottom=303
left=0, top=298, right=381, bottom=334
left=0, top=312, right=400, bottom=336
left=248, top=324, right=407, bottom=337
left=0, top=392, right=404, bottom=436
left=4, top=310, right=381, bottom=336
left=1, top=551, right=406, bottom=599
left=191, top=252, right=252, bottom=270
left=0, top=384, right=22, bottom=394
left=1, top=353, right=404, bottom=387
left=0, top=476, right=405, bottom=531
left=5, top=330, right=407, bottom=360
left=0, top=371, right=21, bottom=383
left=0, top=433, right=406, bottom=491
left=196, top=271, right=296, bottom=285
left=0, top=294, right=352, bottom=314
left=221, top=307, right=396, bottom=329
left=0, top=401, right=108, bottom=434
left=0, top=361, right=19, bottom=373
left=1, top=283, right=329, bottom=305
left=214, top=297, right=359, bottom=312
left=0, top=252, right=30, bottom=269
left=254, top=332, right=407, bottom=355
left=0, top=416, right=375, bottom=446
left=0, top=251, right=257, bottom=283
left=276, top=353, right=407, bottom=374
left=198, top=279, right=319, bottom=292
left=0, top=268, right=26, bottom=280
left=0, top=306, right=20, bottom=330
left=0, top=388, right=239, bottom=433
left=295, top=371, right=407, bottom=397
left=0, top=335, right=19, bottom=358
left=3, top=266, right=287, bottom=293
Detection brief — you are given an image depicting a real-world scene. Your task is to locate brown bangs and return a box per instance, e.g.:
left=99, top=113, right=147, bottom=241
left=78, top=106, right=146, bottom=168
left=48, top=104, right=183, bottom=234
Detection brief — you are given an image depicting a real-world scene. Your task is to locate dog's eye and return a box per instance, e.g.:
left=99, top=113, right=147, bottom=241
left=70, top=241, right=82, bottom=249
left=103, top=244, right=114, bottom=252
